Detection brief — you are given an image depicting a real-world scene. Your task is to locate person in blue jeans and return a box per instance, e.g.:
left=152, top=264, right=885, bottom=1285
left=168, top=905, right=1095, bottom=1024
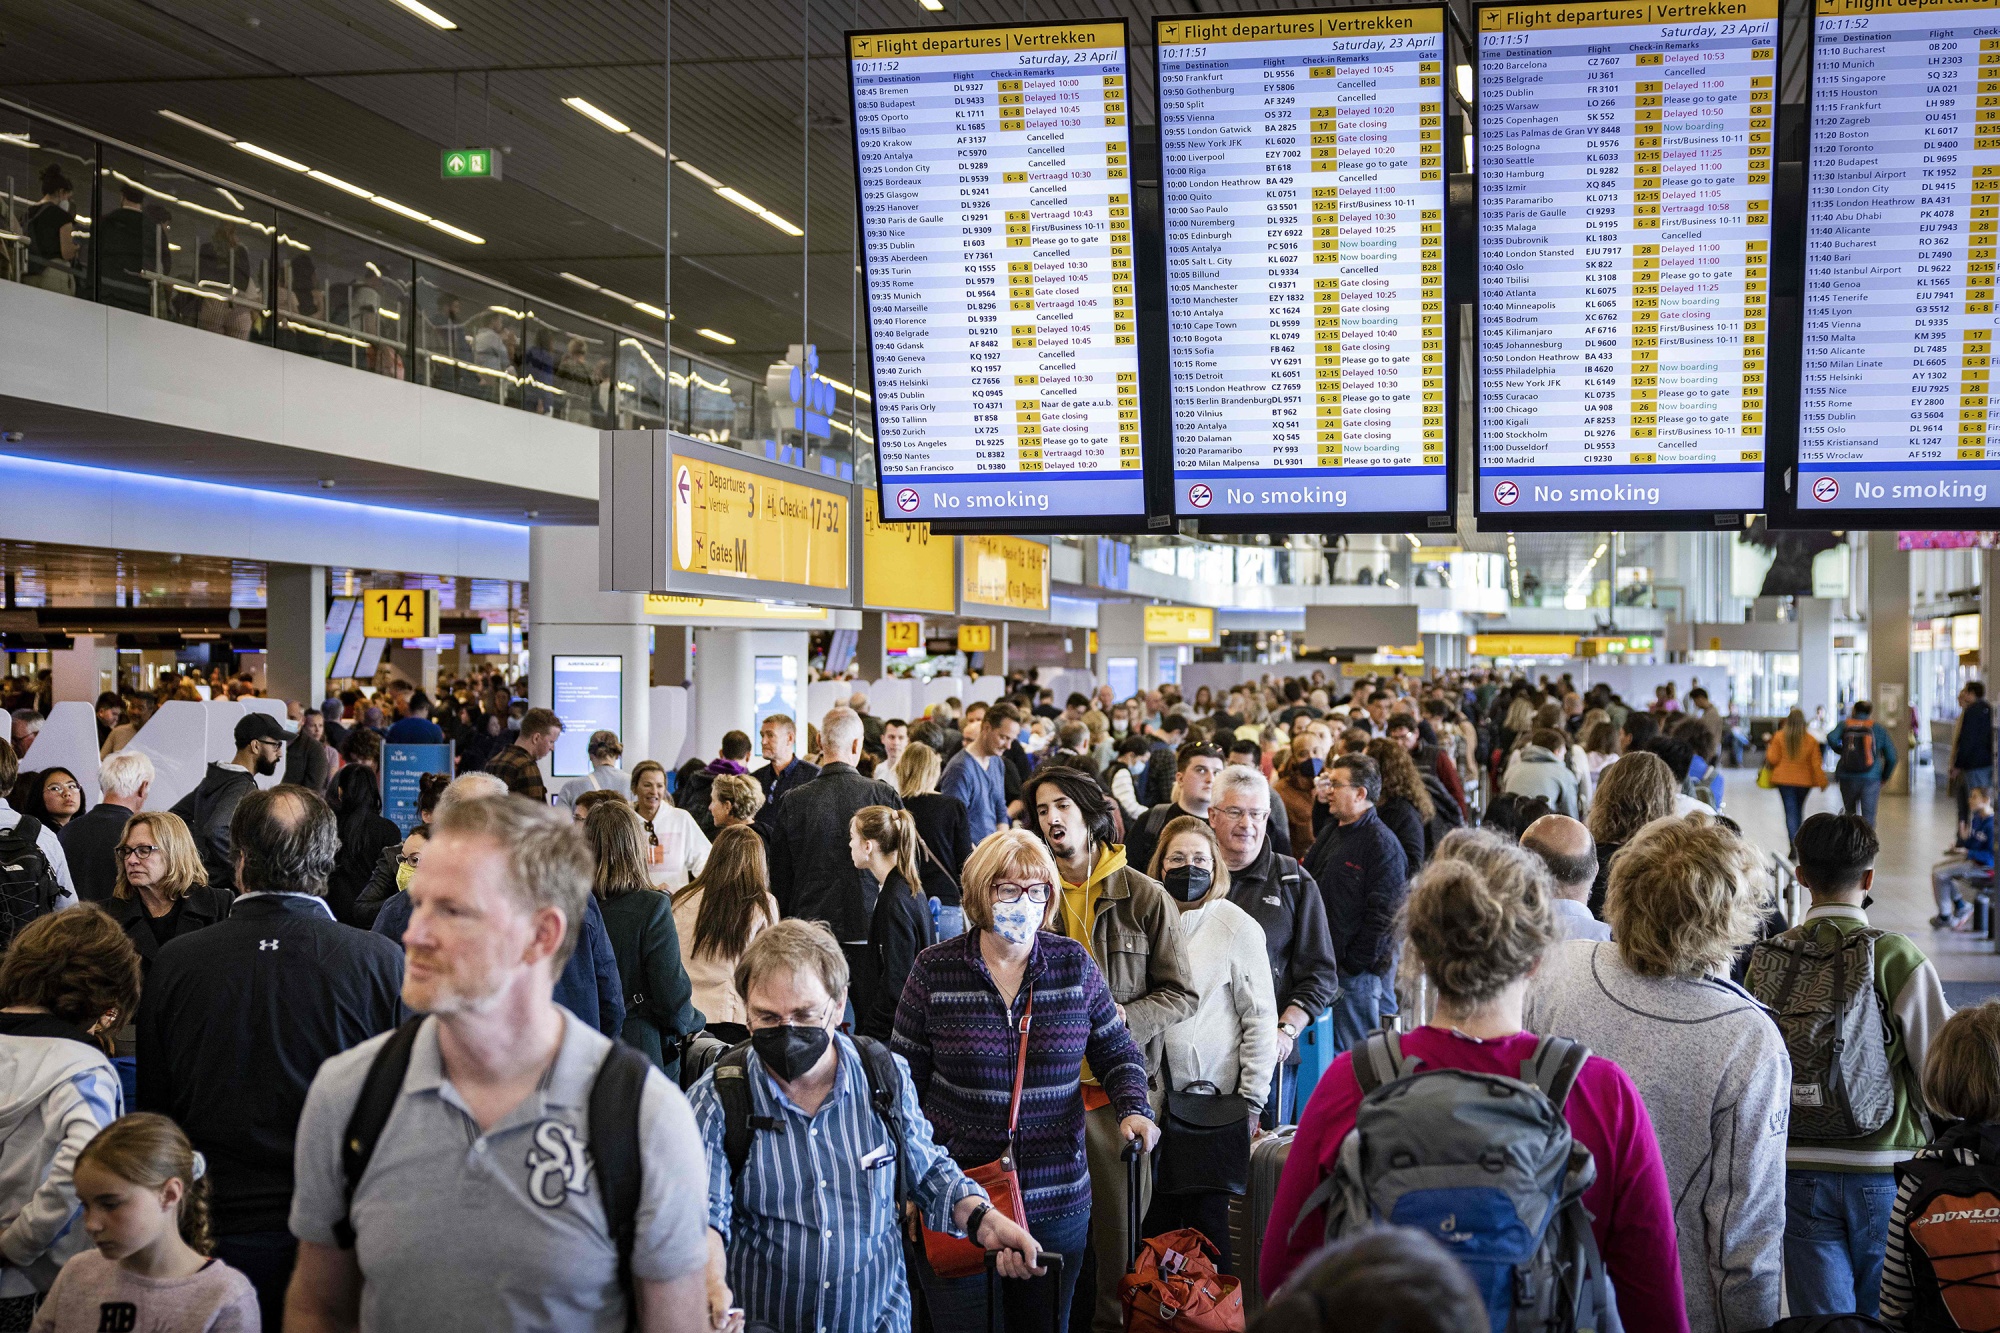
left=1951, top=679, right=1995, bottom=823
left=1826, top=700, right=1898, bottom=828
left=1776, top=814, right=1952, bottom=1318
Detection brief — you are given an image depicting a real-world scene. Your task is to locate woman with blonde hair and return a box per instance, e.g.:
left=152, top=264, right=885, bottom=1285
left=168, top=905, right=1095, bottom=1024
left=851, top=804, right=935, bottom=1041
left=705, top=772, right=763, bottom=832
left=1527, top=814, right=1787, bottom=1333
left=1584, top=748, right=1680, bottom=914
left=671, top=823, right=778, bottom=1043
left=1261, top=830, right=1686, bottom=1330
left=1143, top=816, right=1275, bottom=1271
left=102, top=812, right=232, bottom=973
left=894, top=828, right=1156, bottom=1330
left=1763, top=706, right=1828, bottom=850
left=894, top=741, right=972, bottom=935
left=582, top=801, right=701, bottom=1072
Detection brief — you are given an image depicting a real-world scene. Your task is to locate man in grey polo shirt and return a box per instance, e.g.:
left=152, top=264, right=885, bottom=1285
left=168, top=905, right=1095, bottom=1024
left=286, top=795, right=714, bottom=1332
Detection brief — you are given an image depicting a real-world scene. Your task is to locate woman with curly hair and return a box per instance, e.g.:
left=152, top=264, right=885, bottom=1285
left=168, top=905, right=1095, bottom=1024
left=0, top=909, right=141, bottom=1326
left=1364, top=737, right=1434, bottom=870
left=1527, top=814, right=1786, bottom=1333
left=1261, top=828, right=1687, bottom=1333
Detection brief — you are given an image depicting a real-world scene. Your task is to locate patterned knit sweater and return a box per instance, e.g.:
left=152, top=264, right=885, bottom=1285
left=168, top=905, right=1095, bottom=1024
left=892, top=928, right=1151, bottom=1223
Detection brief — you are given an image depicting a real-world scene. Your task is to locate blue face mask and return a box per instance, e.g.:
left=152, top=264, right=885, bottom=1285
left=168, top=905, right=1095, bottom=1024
left=990, top=898, right=1043, bottom=947
left=1306, top=757, right=1325, bottom=777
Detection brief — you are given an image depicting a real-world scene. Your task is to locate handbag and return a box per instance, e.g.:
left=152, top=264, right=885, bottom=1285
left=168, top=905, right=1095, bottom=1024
left=921, top=987, right=1034, bottom=1279
left=1757, top=764, right=1775, bottom=790
left=1154, top=1048, right=1254, bottom=1197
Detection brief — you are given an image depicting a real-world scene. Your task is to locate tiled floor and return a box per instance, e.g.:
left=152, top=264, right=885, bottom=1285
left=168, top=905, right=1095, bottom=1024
left=1722, top=762, right=2000, bottom=989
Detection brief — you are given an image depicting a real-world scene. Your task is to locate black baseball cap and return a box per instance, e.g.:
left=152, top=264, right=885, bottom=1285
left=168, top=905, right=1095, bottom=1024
left=235, top=713, right=298, bottom=747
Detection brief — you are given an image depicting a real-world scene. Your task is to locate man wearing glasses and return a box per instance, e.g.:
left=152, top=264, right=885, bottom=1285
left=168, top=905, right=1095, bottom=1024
left=1206, top=765, right=1338, bottom=1123
left=171, top=712, right=296, bottom=890
left=1022, top=765, right=1194, bottom=1332
left=1301, top=753, right=1409, bottom=1054
left=1127, top=740, right=1291, bottom=876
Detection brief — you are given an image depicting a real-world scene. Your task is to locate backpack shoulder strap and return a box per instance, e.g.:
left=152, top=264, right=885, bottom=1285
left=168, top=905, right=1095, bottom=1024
left=588, top=1040, right=651, bottom=1330
left=1523, top=1035, right=1591, bottom=1112
left=851, top=1035, right=912, bottom=1209
left=1353, top=1029, right=1412, bottom=1097
left=1273, top=853, right=1303, bottom=886
left=712, top=1043, right=760, bottom=1183
left=333, top=1016, right=427, bottom=1248
left=6, top=815, right=41, bottom=850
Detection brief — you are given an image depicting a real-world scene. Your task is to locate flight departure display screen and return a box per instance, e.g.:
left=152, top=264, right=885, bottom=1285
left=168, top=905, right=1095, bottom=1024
left=1157, top=8, right=1452, bottom=523
left=1477, top=0, right=1777, bottom=527
left=1796, top=0, right=2000, bottom=522
left=849, top=20, right=1145, bottom=523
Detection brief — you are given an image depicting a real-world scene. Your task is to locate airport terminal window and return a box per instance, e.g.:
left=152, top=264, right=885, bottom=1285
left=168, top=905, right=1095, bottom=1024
left=271, top=210, right=412, bottom=380
left=0, top=118, right=95, bottom=302
left=523, top=308, right=615, bottom=428
left=686, top=360, right=750, bottom=444
left=97, top=147, right=272, bottom=343
left=614, top=336, right=673, bottom=430
left=415, top=261, right=523, bottom=409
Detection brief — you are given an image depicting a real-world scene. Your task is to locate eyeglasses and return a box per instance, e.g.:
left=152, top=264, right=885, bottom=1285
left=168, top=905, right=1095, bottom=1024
left=1213, top=806, right=1269, bottom=823
left=43, top=782, right=80, bottom=796
left=992, top=881, right=1054, bottom=905
left=397, top=852, right=423, bottom=868
left=117, top=845, right=160, bottom=861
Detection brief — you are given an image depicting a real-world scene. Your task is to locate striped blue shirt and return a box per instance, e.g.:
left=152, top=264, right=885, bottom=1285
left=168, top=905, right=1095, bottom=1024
left=690, top=1034, right=984, bottom=1333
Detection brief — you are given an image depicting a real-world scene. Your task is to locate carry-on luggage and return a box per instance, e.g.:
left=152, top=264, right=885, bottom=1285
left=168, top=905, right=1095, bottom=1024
left=1290, top=1010, right=1338, bottom=1110
left=1118, top=1139, right=1245, bottom=1332
left=1228, top=1125, right=1296, bottom=1313
left=981, top=1249, right=1065, bottom=1333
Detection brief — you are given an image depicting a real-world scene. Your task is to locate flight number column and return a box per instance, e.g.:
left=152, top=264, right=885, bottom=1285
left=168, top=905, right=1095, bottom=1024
left=947, top=68, right=1009, bottom=474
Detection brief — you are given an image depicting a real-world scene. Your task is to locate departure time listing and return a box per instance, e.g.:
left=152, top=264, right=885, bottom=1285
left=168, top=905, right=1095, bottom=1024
left=850, top=22, right=1145, bottom=522
left=1477, top=0, right=1776, bottom=519
left=1799, top=0, right=2000, bottom=516
left=1159, top=9, right=1451, bottom=520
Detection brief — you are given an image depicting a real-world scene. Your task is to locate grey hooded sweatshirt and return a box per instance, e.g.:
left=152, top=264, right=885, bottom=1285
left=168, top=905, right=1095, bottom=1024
left=0, top=1013, right=121, bottom=1297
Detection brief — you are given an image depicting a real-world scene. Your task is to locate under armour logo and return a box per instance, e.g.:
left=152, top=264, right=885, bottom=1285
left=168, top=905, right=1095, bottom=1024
left=525, top=1118, right=592, bottom=1208
left=259, top=939, right=279, bottom=951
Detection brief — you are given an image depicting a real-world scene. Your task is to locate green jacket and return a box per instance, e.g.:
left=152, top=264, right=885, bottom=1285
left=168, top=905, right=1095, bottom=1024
left=1782, top=905, right=1952, bottom=1172
left=598, top=888, right=705, bottom=1071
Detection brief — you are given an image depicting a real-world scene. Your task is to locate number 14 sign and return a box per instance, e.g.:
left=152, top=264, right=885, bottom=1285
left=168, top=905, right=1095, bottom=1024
left=361, top=589, right=439, bottom=639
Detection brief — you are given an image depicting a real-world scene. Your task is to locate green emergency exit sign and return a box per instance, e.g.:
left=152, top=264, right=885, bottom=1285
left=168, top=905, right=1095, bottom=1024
left=440, top=148, right=501, bottom=180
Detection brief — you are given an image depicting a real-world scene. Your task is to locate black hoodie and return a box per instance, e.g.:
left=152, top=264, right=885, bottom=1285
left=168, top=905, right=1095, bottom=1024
left=167, top=763, right=257, bottom=890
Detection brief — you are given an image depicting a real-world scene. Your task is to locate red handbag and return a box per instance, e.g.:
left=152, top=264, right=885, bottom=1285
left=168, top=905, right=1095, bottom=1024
left=922, top=988, right=1034, bottom=1279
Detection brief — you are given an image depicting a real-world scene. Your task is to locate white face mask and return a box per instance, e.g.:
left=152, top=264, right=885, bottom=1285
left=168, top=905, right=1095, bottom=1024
left=991, top=898, right=1042, bottom=947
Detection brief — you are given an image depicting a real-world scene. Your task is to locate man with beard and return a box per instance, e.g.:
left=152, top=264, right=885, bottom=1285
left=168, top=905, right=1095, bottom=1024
left=1023, top=765, right=1195, bottom=1332
left=172, top=711, right=294, bottom=888
left=287, top=795, right=714, bottom=1332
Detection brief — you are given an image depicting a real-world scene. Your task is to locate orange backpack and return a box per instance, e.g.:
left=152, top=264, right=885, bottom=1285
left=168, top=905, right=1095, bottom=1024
left=1119, top=1228, right=1245, bottom=1333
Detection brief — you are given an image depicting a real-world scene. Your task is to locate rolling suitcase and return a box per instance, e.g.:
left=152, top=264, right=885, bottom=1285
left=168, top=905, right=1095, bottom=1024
left=1290, top=1009, right=1337, bottom=1109
left=1229, top=1125, right=1295, bottom=1315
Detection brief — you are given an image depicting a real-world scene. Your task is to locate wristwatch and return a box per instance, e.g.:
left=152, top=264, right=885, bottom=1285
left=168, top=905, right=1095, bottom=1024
left=965, top=1201, right=993, bottom=1241
left=1277, top=1021, right=1298, bottom=1039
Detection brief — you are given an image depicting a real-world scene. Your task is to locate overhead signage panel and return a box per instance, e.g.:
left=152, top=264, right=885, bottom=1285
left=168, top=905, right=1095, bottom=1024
left=1157, top=8, right=1454, bottom=526
left=961, top=533, right=1051, bottom=614
left=849, top=20, right=1149, bottom=523
left=1789, top=0, right=2000, bottom=525
left=861, top=489, right=958, bottom=613
left=1475, top=0, right=1778, bottom=529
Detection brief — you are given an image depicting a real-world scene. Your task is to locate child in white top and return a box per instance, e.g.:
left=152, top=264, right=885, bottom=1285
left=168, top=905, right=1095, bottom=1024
left=32, top=1114, right=258, bottom=1333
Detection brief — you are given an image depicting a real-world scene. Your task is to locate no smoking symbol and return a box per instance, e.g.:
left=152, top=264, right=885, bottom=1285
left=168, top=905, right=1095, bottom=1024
left=895, top=488, right=921, bottom=513
left=1188, top=484, right=1213, bottom=509
left=1812, top=477, right=1839, bottom=504
left=1493, top=481, right=1519, bottom=507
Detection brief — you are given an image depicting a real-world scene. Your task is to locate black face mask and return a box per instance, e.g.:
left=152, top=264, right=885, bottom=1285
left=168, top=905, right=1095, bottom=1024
left=751, top=1022, right=831, bottom=1081
left=1162, top=865, right=1213, bottom=903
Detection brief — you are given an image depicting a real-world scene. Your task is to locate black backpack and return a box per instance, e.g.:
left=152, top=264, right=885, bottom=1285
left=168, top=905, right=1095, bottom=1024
left=712, top=1035, right=910, bottom=1208
left=0, top=816, right=60, bottom=948
left=1837, top=721, right=1877, bottom=776
left=1891, top=1121, right=2000, bottom=1333
left=333, top=1018, right=652, bottom=1329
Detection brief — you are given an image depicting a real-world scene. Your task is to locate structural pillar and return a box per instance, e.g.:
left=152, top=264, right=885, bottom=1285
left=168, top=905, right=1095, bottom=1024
left=857, top=612, right=887, bottom=681
left=1098, top=602, right=1151, bottom=691
left=264, top=564, right=326, bottom=710
left=1867, top=530, right=1913, bottom=796
left=530, top=526, right=653, bottom=774
left=652, top=626, right=691, bottom=687
left=689, top=628, right=810, bottom=763
left=1797, top=597, right=1835, bottom=727
left=49, top=634, right=116, bottom=705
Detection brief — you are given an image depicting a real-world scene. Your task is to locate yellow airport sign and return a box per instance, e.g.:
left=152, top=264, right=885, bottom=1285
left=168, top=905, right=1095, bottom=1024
left=361, top=588, right=438, bottom=639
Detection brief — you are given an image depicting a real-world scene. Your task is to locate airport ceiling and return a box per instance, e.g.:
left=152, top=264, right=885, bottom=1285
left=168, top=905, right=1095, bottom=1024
left=0, top=0, right=1812, bottom=374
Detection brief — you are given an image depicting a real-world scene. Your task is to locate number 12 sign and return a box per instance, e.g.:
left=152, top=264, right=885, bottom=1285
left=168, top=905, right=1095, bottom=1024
left=361, top=589, right=439, bottom=639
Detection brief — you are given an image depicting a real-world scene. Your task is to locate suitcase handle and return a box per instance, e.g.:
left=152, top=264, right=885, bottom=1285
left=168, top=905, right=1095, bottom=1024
left=984, top=1248, right=1064, bottom=1333
left=1122, top=1137, right=1144, bottom=1270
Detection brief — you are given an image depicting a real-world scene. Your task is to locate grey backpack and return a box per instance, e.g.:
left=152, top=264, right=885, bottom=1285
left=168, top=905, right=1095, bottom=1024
left=1288, top=1031, right=1621, bottom=1333
left=1746, top=921, right=1896, bottom=1140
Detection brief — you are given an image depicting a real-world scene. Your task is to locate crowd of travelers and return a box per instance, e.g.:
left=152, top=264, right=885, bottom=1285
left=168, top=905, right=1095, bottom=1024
left=0, top=660, right=1989, bottom=1333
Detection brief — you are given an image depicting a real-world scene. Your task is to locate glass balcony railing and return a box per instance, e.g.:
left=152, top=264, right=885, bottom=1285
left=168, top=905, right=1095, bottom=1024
left=0, top=98, right=857, bottom=480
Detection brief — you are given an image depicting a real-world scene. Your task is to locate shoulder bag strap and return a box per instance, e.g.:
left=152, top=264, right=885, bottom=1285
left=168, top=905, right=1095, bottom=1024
left=587, top=1041, right=651, bottom=1333
left=1354, top=1029, right=1406, bottom=1096
left=1523, top=1035, right=1591, bottom=1112
left=912, top=826, right=960, bottom=892
left=851, top=1036, right=912, bottom=1211
left=1005, top=987, right=1034, bottom=1149
left=334, top=1016, right=427, bottom=1248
